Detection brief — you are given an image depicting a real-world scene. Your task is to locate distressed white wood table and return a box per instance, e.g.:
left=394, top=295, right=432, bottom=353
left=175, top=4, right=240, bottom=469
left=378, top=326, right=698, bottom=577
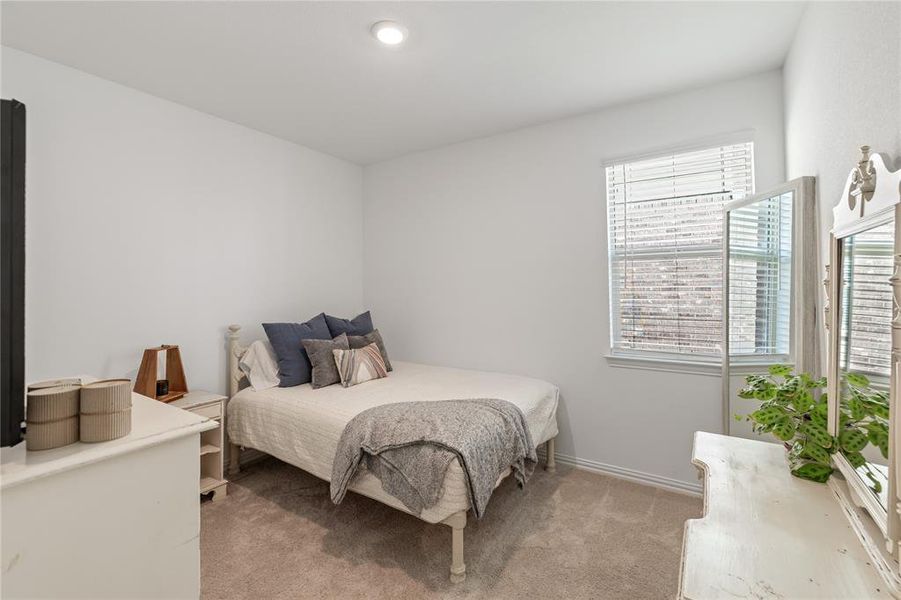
left=679, top=431, right=891, bottom=599
left=1, top=388, right=216, bottom=599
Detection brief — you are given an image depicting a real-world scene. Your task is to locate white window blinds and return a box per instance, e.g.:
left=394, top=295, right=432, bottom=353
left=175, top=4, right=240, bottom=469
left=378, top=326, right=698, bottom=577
left=727, top=192, right=793, bottom=357
left=606, top=142, right=755, bottom=358
left=840, top=220, right=894, bottom=378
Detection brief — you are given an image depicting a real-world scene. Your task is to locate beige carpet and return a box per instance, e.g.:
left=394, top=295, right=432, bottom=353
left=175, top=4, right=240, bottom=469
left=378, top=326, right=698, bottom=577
left=200, top=457, right=700, bottom=599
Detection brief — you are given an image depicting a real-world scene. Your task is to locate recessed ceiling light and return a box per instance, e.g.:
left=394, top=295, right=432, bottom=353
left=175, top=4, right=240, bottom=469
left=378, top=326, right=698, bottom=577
left=371, top=21, right=407, bottom=46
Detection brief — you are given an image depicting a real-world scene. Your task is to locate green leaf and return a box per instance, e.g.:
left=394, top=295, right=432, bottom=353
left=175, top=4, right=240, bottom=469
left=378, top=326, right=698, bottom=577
left=754, top=388, right=776, bottom=401
left=784, top=375, right=801, bottom=390
left=864, top=469, right=883, bottom=494
left=845, top=372, right=870, bottom=388
left=838, top=412, right=850, bottom=429
left=801, top=422, right=833, bottom=448
left=866, top=421, right=888, bottom=444
left=772, top=418, right=797, bottom=441
left=791, top=460, right=833, bottom=483
left=865, top=423, right=890, bottom=458
left=846, top=397, right=865, bottom=421
left=801, top=442, right=831, bottom=464
left=768, top=364, right=793, bottom=377
left=866, top=420, right=889, bottom=435
left=843, top=450, right=866, bottom=468
left=751, top=406, right=788, bottom=425
left=839, top=428, right=868, bottom=452
left=810, top=402, right=829, bottom=427
left=793, top=390, right=815, bottom=413
left=864, top=400, right=889, bottom=419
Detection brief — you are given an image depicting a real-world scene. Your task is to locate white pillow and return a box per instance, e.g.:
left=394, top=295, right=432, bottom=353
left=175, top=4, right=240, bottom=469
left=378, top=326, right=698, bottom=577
left=238, top=340, right=280, bottom=391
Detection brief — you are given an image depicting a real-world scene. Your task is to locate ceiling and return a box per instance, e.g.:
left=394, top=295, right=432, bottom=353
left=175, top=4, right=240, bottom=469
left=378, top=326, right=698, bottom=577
left=1, top=1, right=806, bottom=165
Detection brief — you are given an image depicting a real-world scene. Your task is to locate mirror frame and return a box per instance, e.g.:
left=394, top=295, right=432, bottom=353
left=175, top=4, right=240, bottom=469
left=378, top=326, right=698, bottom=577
left=826, top=146, right=901, bottom=555
left=722, top=177, right=818, bottom=435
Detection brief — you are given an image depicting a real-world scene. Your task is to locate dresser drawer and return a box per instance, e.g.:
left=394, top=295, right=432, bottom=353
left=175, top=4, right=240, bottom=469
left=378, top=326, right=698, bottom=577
left=192, top=402, right=221, bottom=420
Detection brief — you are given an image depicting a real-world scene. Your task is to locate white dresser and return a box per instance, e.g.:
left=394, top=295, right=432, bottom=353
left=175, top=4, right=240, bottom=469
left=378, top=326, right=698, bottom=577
left=1, top=391, right=216, bottom=599
left=680, top=432, right=890, bottom=599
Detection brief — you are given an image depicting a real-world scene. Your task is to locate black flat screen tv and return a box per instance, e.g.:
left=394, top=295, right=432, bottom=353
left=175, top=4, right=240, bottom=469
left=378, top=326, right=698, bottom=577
left=1, top=98, right=26, bottom=447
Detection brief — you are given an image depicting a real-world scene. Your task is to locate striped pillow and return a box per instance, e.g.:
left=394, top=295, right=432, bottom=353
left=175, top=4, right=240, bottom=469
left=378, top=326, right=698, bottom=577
left=332, top=343, right=388, bottom=388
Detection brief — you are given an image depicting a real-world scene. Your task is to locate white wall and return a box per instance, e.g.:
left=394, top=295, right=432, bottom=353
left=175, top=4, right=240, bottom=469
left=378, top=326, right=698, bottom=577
left=1, top=48, right=364, bottom=394
left=784, top=2, right=901, bottom=379
left=784, top=1, right=901, bottom=267
left=363, top=71, right=786, bottom=487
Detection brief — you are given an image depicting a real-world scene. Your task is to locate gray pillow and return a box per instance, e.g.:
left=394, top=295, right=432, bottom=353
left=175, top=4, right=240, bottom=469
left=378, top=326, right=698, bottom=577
left=347, top=329, right=392, bottom=372
left=263, top=313, right=332, bottom=387
left=325, top=311, right=374, bottom=337
left=302, top=334, right=349, bottom=389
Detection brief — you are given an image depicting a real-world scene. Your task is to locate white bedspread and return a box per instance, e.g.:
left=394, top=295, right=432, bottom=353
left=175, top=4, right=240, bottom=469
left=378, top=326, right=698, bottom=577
left=227, top=361, right=559, bottom=523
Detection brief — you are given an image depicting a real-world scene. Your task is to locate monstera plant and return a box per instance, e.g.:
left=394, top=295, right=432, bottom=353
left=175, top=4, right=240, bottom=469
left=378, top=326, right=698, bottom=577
left=738, top=365, right=889, bottom=489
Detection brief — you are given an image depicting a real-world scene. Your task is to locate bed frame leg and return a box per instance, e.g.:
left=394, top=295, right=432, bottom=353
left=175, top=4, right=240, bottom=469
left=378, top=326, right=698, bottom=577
left=226, top=324, right=243, bottom=477
left=545, top=437, right=556, bottom=473
left=443, top=511, right=467, bottom=583
left=229, top=442, right=241, bottom=475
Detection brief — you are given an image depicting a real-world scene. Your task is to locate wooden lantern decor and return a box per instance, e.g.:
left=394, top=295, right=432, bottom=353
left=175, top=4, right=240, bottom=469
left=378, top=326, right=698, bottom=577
left=134, top=345, right=188, bottom=402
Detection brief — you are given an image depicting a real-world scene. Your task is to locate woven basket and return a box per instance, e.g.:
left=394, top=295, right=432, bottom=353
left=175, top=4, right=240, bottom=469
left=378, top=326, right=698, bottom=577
left=26, top=385, right=81, bottom=451
left=80, top=379, right=132, bottom=443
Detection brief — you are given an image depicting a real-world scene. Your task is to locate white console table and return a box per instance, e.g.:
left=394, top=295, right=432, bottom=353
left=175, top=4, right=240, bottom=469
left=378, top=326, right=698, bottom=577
left=680, top=431, right=891, bottom=599
left=1, top=390, right=216, bottom=599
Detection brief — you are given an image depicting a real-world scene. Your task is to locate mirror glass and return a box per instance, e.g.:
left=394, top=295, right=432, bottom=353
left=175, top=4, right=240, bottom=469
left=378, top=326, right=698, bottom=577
left=727, top=191, right=793, bottom=357
left=838, top=217, right=894, bottom=509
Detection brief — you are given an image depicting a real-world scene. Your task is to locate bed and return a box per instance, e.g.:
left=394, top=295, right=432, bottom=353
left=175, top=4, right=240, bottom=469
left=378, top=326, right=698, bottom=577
left=224, top=325, right=559, bottom=583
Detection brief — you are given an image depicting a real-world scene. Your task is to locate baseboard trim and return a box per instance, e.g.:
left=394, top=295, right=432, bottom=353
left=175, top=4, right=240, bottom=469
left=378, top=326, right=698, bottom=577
left=548, top=451, right=703, bottom=497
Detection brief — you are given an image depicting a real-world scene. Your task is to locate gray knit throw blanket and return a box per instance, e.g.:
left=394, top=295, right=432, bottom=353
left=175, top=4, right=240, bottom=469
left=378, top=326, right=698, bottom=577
left=330, top=399, right=536, bottom=519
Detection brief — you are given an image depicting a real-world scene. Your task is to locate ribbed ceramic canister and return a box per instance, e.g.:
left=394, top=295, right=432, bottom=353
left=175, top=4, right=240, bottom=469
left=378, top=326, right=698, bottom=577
left=80, top=379, right=132, bottom=443
left=27, top=378, right=82, bottom=392
left=26, top=385, right=81, bottom=451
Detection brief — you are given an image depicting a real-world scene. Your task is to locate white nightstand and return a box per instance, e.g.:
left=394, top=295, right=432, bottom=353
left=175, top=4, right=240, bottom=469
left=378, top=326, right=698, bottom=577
left=169, top=391, right=228, bottom=502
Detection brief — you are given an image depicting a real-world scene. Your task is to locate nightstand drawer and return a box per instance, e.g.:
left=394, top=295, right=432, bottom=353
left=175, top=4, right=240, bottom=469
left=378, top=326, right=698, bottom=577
left=192, top=403, right=221, bottom=420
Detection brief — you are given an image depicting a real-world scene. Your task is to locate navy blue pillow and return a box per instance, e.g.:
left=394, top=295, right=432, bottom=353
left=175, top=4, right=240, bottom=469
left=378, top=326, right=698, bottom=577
left=325, top=311, right=374, bottom=337
left=263, top=313, right=332, bottom=387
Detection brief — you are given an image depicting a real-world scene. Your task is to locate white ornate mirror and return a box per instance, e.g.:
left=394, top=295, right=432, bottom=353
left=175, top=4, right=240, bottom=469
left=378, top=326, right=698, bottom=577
left=826, top=147, right=901, bottom=582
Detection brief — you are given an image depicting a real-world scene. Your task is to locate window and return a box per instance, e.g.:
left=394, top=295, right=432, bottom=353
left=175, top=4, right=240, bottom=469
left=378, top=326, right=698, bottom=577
left=727, top=192, right=793, bottom=358
left=606, top=142, right=754, bottom=360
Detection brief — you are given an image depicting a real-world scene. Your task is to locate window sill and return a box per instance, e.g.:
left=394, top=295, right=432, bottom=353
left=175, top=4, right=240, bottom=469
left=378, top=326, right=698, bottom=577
left=604, top=354, right=791, bottom=377
left=604, top=354, right=721, bottom=377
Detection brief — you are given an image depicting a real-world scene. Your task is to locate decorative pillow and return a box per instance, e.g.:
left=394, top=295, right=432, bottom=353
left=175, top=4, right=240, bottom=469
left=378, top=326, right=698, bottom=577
left=238, top=340, right=280, bottom=391
left=347, top=329, right=393, bottom=372
left=302, top=334, right=349, bottom=389
left=263, top=313, right=332, bottom=387
left=333, top=343, right=388, bottom=388
left=325, top=311, right=374, bottom=337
